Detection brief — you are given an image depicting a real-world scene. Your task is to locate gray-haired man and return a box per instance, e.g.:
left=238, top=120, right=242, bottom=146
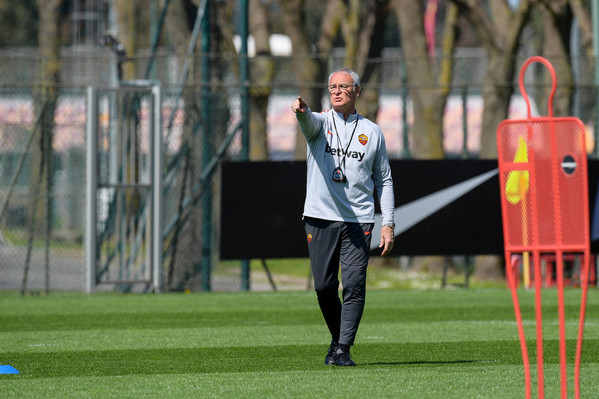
left=291, top=68, right=395, bottom=366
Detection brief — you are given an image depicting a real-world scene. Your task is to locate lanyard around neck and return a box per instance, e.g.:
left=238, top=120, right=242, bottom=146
left=331, top=111, right=359, bottom=171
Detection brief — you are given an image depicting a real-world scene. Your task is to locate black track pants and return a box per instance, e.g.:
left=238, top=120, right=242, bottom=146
left=304, top=217, right=373, bottom=346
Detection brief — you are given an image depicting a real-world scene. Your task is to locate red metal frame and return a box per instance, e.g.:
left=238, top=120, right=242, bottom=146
left=510, top=254, right=596, bottom=289
left=496, top=56, right=591, bottom=399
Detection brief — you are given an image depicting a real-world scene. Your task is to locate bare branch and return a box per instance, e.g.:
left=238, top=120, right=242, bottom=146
left=505, top=0, right=533, bottom=55
left=316, top=0, right=344, bottom=55
left=450, top=0, right=503, bottom=52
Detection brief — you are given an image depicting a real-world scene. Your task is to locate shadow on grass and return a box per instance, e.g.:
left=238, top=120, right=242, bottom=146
left=4, top=339, right=596, bottom=379
left=362, top=360, right=490, bottom=366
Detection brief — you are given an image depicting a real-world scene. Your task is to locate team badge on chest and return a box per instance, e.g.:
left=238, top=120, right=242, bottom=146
left=358, top=134, right=368, bottom=145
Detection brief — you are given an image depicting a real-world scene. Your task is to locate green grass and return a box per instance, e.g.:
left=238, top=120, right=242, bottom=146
left=242, top=257, right=506, bottom=290
left=1, top=289, right=598, bottom=398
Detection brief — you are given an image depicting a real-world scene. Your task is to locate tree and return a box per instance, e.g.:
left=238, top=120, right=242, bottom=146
left=340, top=0, right=391, bottom=123
left=0, top=0, right=38, bottom=47
left=22, top=0, right=65, bottom=294
left=158, top=0, right=235, bottom=291
left=568, top=0, right=593, bottom=57
left=248, top=0, right=275, bottom=160
left=279, top=0, right=336, bottom=159
left=536, top=0, right=574, bottom=117
left=280, top=0, right=393, bottom=158
left=450, top=0, right=532, bottom=158
left=114, top=0, right=144, bottom=80
left=392, top=0, right=459, bottom=158
left=534, top=0, right=593, bottom=117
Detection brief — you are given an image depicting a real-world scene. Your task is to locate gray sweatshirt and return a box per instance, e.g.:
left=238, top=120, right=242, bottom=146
left=296, top=108, right=394, bottom=225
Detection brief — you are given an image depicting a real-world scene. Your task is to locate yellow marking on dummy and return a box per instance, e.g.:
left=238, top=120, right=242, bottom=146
left=505, top=137, right=529, bottom=205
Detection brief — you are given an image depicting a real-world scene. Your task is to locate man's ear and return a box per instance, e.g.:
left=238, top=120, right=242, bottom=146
left=355, top=86, right=361, bottom=97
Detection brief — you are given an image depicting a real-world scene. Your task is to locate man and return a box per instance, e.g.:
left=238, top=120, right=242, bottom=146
left=291, top=68, right=395, bottom=366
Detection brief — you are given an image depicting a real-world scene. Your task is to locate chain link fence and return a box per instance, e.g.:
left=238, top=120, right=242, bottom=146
left=0, top=51, right=597, bottom=292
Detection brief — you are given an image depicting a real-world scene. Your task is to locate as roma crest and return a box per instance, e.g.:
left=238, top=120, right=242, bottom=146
left=358, top=134, right=368, bottom=145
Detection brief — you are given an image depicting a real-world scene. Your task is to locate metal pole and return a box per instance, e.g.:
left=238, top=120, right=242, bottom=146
left=400, top=54, right=410, bottom=159
left=200, top=1, right=212, bottom=291
left=401, top=88, right=410, bottom=157
left=240, top=0, right=249, bottom=160
left=239, top=0, right=251, bottom=291
left=461, top=58, right=469, bottom=159
left=152, top=84, right=163, bottom=293
left=85, top=87, right=98, bottom=294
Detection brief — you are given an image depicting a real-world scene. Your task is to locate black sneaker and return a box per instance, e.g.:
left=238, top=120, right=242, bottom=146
left=324, top=341, right=339, bottom=365
left=335, top=348, right=356, bottom=366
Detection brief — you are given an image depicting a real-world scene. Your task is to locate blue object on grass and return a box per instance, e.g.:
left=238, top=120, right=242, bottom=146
left=0, top=365, right=20, bottom=374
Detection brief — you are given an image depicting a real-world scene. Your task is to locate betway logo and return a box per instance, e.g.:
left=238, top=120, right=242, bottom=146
left=370, top=169, right=499, bottom=249
left=325, top=144, right=365, bottom=162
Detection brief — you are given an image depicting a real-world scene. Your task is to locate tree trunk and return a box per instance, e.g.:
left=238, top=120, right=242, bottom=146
left=248, top=0, right=275, bottom=160
left=115, top=0, right=140, bottom=80
left=479, top=53, right=515, bottom=157
left=539, top=1, right=573, bottom=117
left=34, top=0, right=61, bottom=234
left=568, top=0, right=593, bottom=57
left=394, top=0, right=458, bottom=159
left=25, top=0, right=63, bottom=294
left=345, top=0, right=390, bottom=123
left=280, top=0, right=337, bottom=160
left=160, top=0, right=233, bottom=290
left=160, top=0, right=203, bottom=290
left=451, top=0, right=532, bottom=158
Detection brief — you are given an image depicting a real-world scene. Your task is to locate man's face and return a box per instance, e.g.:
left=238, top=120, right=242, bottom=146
left=328, top=72, right=360, bottom=111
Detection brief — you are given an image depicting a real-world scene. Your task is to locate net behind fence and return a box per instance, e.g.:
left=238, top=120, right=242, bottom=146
left=0, top=83, right=245, bottom=293
left=0, top=52, right=597, bottom=292
left=0, top=88, right=86, bottom=292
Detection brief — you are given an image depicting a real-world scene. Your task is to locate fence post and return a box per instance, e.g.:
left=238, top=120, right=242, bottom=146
left=239, top=0, right=251, bottom=291
left=85, top=86, right=98, bottom=294
left=400, top=56, right=411, bottom=159
left=200, top=1, right=212, bottom=291
left=152, top=84, right=163, bottom=293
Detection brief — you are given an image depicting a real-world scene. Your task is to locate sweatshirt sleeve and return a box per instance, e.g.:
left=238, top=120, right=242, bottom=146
left=372, top=132, right=395, bottom=226
left=295, top=108, right=325, bottom=142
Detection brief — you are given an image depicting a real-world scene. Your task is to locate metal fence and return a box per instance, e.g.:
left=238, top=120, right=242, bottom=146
left=0, top=51, right=597, bottom=292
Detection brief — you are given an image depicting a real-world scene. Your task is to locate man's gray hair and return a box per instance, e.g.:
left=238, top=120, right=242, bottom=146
left=328, top=68, right=360, bottom=87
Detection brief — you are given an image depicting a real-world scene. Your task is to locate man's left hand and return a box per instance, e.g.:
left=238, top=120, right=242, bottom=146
left=379, top=226, right=394, bottom=256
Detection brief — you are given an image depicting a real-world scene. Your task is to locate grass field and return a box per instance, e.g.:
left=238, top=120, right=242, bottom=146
left=1, top=288, right=598, bottom=398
